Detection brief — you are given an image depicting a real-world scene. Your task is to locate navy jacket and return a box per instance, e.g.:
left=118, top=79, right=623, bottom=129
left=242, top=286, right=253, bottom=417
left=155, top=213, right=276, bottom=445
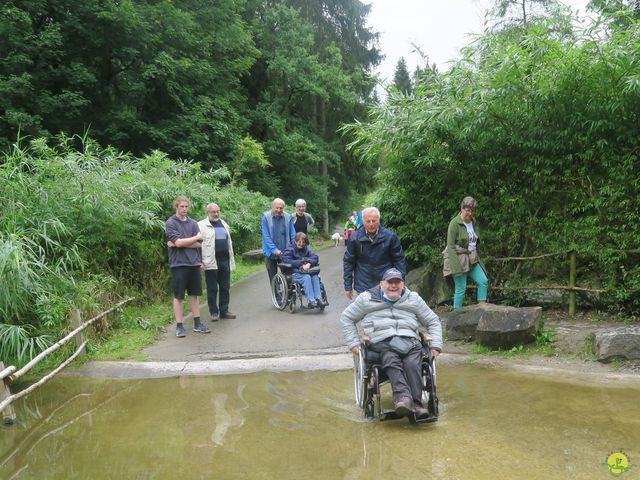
left=343, top=225, right=406, bottom=293
left=282, top=244, right=319, bottom=270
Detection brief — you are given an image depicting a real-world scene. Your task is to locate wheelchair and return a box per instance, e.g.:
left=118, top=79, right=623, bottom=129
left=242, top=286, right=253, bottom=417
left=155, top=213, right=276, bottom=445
left=271, top=262, right=328, bottom=313
left=352, top=337, right=438, bottom=423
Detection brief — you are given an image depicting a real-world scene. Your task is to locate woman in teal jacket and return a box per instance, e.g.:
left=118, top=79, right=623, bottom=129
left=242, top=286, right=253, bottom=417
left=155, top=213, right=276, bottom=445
left=442, top=196, right=489, bottom=309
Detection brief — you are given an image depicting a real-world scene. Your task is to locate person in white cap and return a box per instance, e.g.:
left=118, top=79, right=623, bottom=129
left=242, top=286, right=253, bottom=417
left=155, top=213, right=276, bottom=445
left=340, top=267, right=443, bottom=419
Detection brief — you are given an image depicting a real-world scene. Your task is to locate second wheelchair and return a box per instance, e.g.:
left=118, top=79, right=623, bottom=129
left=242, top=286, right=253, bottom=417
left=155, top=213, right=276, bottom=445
left=271, top=262, right=328, bottom=313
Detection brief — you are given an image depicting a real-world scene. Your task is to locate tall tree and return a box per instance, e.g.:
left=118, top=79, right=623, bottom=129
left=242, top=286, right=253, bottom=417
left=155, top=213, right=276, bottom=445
left=393, top=57, right=412, bottom=95
left=243, top=0, right=380, bottom=230
left=0, top=0, right=258, bottom=166
left=491, top=0, right=559, bottom=26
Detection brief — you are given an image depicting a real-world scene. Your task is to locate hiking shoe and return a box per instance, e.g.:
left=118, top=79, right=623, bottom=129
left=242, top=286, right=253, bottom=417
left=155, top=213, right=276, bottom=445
left=193, top=322, right=211, bottom=334
left=394, top=397, right=414, bottom=417
left=176, top=324, right=186, bottom=338
left=220, top=312, right=236, bottom=319
left=210, top=313, right=220, bottom=321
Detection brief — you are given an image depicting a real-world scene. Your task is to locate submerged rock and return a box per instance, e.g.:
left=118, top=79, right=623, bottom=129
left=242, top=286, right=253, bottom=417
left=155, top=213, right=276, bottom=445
left=593, top=326, right=640, bottom=362
left=442, top=303, right=541, bottom=349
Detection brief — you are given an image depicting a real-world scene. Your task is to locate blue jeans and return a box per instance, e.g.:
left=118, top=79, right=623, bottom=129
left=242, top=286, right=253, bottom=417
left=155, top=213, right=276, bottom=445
left=205, top=256, right=231, bottom=315
left=453, top=263, right=489, bottom=309
left=293, top=272, right=322, bottom=302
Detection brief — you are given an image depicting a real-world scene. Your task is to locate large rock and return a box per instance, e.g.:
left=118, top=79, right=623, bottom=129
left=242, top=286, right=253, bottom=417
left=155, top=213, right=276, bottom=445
left=475, top=305, right=541, bottom=349
left=241, top=249, right=264, bottom=263
left=440, top=306, right=482, bottom=341
left=406, top=265, right=453, bottom=306
left=593, top=326, right=640, bottom=362
left=441, top=303, right=541, bottom=348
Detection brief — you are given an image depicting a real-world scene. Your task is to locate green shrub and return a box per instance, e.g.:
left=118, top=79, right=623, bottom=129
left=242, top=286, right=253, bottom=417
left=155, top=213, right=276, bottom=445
left=0, top=134, right=269, bottom=364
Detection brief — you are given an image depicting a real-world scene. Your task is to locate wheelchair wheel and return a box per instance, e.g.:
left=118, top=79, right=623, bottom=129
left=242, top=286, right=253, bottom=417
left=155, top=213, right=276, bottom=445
left=423, top=359, right=438, bottom=417
left=353, top=349, right=367, bottom=408
left=319, top=283, right=328, bottom=311
left=271, top=272, right=288, bottom=310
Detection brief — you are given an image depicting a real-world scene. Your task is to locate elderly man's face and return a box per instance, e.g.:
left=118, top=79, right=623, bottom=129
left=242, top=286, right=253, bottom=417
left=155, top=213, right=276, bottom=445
left=295, top=204, right=306, bottom=215
left=272, top=202, right=284, bottom=217
left=380, top=278, right=404, bottom=300
left=363, top=211, right=380, bottom=235
left=207, top=205, right=220, bottom=221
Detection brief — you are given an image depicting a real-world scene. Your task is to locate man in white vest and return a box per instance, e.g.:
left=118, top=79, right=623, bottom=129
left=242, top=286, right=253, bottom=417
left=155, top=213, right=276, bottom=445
left=198, top=203, right=236, bottom=321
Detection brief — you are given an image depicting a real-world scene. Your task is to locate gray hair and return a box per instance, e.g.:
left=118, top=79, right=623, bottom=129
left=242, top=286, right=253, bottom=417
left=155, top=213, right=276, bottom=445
left=295, top=198, right=306, bottom=207
left=294, top=232, right=309, bottom=244
left=206, top=203, right=220, bottom=212
left=461, top=196, right=478, bottom=209
left=272, top=197, right=285, bottom=207
left=362, top=207, right=380, bottom=219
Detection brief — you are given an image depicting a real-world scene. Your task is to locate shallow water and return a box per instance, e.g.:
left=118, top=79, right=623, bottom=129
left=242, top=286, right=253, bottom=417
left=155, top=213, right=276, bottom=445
left=1, top=365, right=639, bottom=479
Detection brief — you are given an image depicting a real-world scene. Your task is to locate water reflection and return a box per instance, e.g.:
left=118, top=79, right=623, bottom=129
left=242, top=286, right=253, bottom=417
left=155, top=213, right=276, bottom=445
left=1, top=365, right=639, bottom=479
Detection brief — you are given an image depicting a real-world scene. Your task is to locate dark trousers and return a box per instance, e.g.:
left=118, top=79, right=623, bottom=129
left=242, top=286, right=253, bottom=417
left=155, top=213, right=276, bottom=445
left=205, top=256, right=231, bottom=315
left=374, top=339, right=423, bottom=406
left=265, top=257, right=279, bottom=285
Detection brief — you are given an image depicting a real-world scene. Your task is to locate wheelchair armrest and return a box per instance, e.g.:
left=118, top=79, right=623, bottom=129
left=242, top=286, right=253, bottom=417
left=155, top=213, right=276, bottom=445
left=279, top=263, right=293, bottom=269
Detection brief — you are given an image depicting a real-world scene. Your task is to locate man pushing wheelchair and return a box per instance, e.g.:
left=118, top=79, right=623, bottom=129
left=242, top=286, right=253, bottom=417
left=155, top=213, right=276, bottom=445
left=341, top=268, right=443, bottom=420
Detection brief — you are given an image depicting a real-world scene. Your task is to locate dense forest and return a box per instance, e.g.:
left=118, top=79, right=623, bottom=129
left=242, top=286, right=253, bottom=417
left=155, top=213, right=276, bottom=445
left=0, top=0, right=380, bottom=364
left=346, top=0, right=640, bottom=312
left=1, top=0, right=380, bottom=230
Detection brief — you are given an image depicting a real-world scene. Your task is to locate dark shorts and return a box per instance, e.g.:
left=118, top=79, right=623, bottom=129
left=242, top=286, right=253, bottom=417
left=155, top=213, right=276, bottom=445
left=171, top=266, right=202, bottom=299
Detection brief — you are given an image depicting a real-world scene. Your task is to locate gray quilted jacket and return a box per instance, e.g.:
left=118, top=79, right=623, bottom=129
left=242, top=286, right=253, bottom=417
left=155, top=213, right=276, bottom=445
left=341, top=287, right=443, bottom=351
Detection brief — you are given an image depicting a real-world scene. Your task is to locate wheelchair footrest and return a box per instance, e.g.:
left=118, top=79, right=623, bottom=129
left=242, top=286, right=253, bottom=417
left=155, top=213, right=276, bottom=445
left=379, top=409, right=438, bottom=423
left=379, top=409, right=405, bottom=421
left=411, top=415, right=438, bottom=424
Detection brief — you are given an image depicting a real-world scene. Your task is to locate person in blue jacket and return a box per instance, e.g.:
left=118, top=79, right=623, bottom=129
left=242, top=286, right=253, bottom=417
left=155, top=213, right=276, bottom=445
left=343, top=207, right=406, bottom=299
left=282, top=232, right=325, bottom=308
left=262, top=198, right=296, bottom=285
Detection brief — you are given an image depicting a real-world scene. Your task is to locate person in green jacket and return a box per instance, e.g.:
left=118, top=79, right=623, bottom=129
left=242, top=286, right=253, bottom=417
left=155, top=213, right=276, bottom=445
left=442, top=196, right=489, bottom=309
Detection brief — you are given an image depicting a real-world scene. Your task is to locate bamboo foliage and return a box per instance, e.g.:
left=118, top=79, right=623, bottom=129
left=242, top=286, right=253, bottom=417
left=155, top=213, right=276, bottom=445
left=0, top=135, right=269, bottom=365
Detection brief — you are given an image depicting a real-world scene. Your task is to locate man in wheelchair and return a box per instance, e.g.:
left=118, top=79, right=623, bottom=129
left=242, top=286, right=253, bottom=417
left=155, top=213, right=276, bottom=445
left=282, top=232, right=326, bottom=308
left=341, top=268, right=443, bottom=420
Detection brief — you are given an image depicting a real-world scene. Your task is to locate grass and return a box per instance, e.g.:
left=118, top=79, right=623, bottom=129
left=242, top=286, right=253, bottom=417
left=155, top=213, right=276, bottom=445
left=84, top=303, right=171, bottom=361
left=468, top=327, right=557, bottom=358
left=573, top=333, right=596, bottom=361
left=231, top=257, right=267, bottom=283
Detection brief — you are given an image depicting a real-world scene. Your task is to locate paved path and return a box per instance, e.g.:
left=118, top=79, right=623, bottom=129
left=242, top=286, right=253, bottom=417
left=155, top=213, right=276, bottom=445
left=142, top=244, right=351, bottom=361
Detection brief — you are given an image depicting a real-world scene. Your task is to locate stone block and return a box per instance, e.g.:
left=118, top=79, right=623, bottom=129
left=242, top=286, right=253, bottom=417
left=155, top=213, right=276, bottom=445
left=406, top=265, right=453, bottom=306
left=474, top=304, right=541, bottom=349
left=241, top=249, right=264, bottom=263
left=593, top=326, right=640, bottom=362
left=476, top=304, right=542, bottom=349
left=440, top=306, right=483, bottom=341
